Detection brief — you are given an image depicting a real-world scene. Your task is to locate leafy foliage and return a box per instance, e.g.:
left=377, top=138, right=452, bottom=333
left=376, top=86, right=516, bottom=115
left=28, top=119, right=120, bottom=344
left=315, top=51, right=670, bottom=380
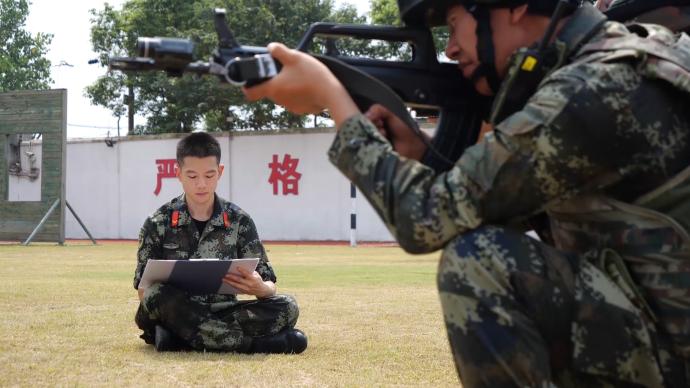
left=307, top=0, right=449, bottom=64
left=370, top=0, right=400, bottom=26
left=370, top=0, right=449, bottom=57
left=0, top=0, right=52, bottom=92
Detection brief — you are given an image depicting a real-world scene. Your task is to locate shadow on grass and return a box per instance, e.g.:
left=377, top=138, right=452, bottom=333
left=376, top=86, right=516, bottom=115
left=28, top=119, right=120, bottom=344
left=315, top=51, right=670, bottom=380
left=135, top=343, right=275, bottom=363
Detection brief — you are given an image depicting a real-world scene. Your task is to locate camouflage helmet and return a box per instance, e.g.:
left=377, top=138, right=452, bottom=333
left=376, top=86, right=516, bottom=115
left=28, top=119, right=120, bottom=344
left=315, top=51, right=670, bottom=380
left=398, top=0, right=566, bottom=27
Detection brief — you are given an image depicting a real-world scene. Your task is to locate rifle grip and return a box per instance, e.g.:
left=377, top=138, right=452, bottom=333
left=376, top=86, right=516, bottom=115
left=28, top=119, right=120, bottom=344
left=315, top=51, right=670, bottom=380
left=228, top=54, right=283, bottom=87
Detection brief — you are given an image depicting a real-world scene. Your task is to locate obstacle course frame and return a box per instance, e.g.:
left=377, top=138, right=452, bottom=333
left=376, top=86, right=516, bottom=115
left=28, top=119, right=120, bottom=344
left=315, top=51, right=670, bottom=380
left=0, top=89, right=67, bottom=243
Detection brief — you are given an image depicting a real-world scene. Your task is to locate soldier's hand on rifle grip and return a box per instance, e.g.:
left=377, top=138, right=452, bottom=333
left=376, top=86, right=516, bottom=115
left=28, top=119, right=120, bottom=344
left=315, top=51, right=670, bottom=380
left=594, top=0, right=614, bottom=11
left=243, top=43, right=359, bottom=126
left=365, top=104, right=428, bottom=161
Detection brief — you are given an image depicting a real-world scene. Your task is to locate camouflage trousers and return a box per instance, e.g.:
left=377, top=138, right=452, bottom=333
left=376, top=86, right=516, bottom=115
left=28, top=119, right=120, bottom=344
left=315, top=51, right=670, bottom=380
left=437, top=225, right=688, bottom=388
left=135, top=283, right=299, bottom=351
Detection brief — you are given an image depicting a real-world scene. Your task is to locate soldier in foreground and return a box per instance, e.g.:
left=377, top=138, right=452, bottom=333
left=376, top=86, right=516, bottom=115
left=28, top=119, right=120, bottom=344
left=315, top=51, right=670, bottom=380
left=133, top=132, right=307, bottom=353
left=245, top=0, right=690, bottom=386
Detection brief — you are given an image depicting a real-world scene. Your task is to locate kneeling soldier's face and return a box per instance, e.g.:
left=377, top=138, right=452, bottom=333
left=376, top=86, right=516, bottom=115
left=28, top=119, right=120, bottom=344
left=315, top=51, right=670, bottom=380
left=176, top=156, right=224, bottom=208
left=444, top=4, right=553, bottom=96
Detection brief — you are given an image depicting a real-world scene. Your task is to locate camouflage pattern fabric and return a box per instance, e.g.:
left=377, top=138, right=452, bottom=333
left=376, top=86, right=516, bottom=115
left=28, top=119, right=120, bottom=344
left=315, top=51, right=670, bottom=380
left=134, top=194, right=299, bottom=350
left=438, top=225, right=669, bottom=387
left=328, top=20, right=690, bottom=387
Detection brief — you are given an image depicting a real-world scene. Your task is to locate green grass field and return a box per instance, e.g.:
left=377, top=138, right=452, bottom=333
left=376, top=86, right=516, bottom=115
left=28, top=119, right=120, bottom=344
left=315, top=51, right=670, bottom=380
left=0, top=242, right=458, bottom=387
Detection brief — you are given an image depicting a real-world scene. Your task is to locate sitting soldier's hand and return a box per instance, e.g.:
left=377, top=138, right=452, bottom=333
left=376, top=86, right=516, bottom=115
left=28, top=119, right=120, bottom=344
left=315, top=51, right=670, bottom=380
left=365, top=104, right=428, bottom=161
left=223, top=266, right=275, bottom=298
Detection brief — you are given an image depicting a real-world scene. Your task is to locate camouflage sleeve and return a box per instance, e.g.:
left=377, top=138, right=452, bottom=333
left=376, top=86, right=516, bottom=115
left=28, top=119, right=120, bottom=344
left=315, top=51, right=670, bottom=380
left=236, top=212, right=276, bottom=283
left=133, top=217, right=162, bottom=289
left=328, top=67, right=633, bottom=253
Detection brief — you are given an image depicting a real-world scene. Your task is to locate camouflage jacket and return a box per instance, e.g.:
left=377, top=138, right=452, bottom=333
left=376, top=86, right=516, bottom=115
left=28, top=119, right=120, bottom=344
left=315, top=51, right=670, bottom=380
left=134, top=194, right=276, bottom=303
left=328, top=21, right=690, bottom=386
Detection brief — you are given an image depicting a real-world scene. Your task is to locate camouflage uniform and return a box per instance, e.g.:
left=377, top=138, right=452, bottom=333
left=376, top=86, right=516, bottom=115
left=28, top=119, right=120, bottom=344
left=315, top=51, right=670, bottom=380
left=328, top=20, right=690, bottom=388
left=134, top=194, right=299, bottom=351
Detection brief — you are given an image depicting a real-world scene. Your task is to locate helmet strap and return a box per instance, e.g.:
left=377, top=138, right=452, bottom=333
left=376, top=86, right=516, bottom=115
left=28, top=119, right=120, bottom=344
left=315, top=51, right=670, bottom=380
left=469, top=5, right=503, bottom=93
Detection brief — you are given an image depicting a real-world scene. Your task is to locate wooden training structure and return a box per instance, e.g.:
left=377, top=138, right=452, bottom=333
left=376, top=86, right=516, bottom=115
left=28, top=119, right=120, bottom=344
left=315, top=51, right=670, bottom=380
left=0, top=89, right=72, bottom=243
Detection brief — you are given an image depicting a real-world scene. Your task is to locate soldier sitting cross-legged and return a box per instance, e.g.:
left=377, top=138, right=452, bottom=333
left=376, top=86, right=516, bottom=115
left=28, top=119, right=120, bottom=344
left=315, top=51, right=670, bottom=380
left=134, top=132, right=307, bottom=354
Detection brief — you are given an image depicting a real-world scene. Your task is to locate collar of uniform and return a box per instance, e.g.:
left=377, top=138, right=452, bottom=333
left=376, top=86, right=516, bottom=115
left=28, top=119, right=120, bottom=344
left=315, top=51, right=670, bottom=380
left=172, top=194, right=192, bottom=226
left=175, top=194, right=229, bottom=228
left=555, top=3, right=608, bottom=60
left=208, top=194, right=229, bottom=228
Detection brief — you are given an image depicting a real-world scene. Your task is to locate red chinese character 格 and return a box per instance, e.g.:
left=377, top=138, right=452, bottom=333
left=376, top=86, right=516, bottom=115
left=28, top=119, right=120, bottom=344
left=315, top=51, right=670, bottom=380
left=268, top=154, right=302, bottom=196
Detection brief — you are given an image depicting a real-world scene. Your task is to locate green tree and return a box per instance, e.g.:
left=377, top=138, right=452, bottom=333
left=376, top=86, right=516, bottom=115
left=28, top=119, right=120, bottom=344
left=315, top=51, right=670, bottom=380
left=0, top=0, right=52, bottom=92
left=307, top=0, right=448, bottom=63
left=369, top=0, right=448, bottom=57
left=370, top=0, right=399, bottom=25
left=87, top=0, right=363, bottom=133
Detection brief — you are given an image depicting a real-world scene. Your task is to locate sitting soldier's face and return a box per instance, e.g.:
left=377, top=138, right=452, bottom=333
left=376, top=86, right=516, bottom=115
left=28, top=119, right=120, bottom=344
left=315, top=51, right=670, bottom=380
left=176, top=156, right=224, bottom=208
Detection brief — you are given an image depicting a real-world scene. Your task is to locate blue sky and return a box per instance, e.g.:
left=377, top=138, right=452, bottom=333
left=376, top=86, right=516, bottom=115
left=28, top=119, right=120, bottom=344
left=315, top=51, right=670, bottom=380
left=26, top=0, right=371, bottom=138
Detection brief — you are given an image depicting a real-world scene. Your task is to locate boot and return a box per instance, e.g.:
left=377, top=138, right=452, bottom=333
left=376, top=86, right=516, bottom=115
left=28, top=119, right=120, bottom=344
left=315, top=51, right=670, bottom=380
left=154, top=325, right=191, bottom=352
left=140, top=330, right=155, bottom=345
left=249, top=328, right=308, bottom=354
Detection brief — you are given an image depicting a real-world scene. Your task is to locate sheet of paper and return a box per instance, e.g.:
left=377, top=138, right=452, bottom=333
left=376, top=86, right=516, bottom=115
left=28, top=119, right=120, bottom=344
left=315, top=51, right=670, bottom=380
left=218, top=259, right=261, bottom=294
left=139, top=258, right=260, bottom=295
left=138, top=260, right=176, bottom=290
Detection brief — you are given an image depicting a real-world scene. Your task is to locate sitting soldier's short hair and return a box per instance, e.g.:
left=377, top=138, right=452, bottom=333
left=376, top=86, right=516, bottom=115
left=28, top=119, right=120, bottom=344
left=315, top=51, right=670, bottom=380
left=176, top=132, right=221, bottom=166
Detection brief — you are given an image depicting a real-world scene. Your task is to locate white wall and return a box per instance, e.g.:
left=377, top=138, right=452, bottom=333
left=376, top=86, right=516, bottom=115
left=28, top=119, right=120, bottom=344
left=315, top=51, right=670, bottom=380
left=65, top=139, right=119, bottom=238
left=53, top=131, right=393, bottom=241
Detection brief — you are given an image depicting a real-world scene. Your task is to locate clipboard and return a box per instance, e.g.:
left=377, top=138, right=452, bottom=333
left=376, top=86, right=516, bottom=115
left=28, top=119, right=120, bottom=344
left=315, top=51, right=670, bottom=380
left=138, top=258, right=260, bottom=295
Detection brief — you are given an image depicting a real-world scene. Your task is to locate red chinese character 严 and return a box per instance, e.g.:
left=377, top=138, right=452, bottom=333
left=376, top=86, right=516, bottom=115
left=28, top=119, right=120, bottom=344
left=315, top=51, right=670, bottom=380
left=268, top=154, right=302, bottom=196
left=154, top=159, right=177, bottom=195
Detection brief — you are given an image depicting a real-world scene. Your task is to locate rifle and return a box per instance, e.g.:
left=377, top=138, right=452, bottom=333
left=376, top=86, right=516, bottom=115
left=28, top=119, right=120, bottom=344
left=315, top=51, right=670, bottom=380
left=109, top=9, right=490, bottom=172
left=296, top=23, right=492, bottom=172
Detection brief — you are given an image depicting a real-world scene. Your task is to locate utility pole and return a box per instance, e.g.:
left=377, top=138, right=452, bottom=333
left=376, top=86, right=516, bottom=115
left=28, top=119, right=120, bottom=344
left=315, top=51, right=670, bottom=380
left=127, top=83, right=134, bottom=134
left=89, top=58, right=132, bottom=136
